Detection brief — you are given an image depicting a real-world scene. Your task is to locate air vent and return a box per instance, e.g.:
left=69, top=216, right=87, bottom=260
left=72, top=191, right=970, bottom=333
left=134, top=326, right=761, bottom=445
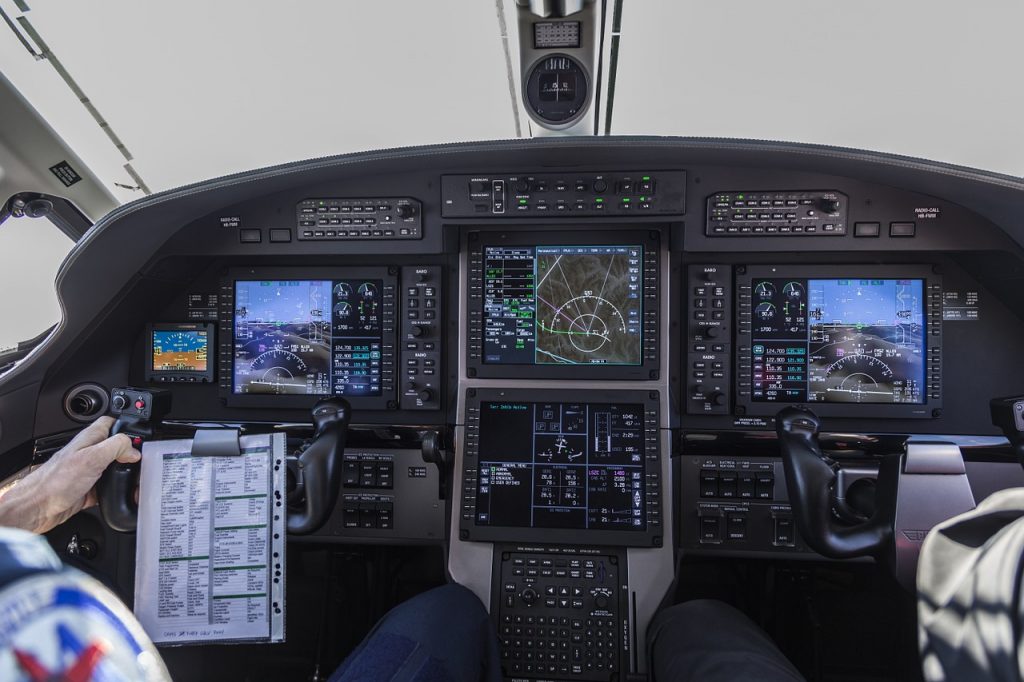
left=63, top=384, right=108, bottom=422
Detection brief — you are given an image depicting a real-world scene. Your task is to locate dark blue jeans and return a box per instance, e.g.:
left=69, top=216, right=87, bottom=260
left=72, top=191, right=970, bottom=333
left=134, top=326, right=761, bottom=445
left=329, top=584, right=502, bottom=682
left=648, top=599, right=804, bottom=681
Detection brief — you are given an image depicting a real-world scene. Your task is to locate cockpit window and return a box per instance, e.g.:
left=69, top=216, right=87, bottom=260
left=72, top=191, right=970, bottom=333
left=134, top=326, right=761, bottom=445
left=610, top=3, right=1024, bottom=178
left=0, top=217, right=72, bottom=351
left=0, top=1, right=1019, bottom=206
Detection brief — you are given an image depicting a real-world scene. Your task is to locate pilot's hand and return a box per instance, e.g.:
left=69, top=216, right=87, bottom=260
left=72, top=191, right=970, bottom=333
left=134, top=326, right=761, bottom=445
left=0, top=416, right=140, bottom=534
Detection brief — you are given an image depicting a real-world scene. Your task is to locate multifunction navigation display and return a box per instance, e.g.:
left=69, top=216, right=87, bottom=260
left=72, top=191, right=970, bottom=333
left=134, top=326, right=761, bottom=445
left=750, top=278, right=926, bottom=404
left=483, top=245, right=643, bottom=365
left=232, top=279, right=383, bottom=396
left=474, top=401, right=646, bottom=531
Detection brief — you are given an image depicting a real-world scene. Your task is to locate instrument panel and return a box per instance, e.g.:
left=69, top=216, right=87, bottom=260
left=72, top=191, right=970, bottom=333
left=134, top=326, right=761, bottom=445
left=20, top=143, right=1024, bottom=569
left=12, top=140, right=1022, bottom=682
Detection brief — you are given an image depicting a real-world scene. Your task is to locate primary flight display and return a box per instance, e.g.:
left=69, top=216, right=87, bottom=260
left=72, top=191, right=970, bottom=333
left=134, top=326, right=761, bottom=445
left=482, top=245, right=643, bottom=365
left=232, top=279, right=383, bottom=396
left=750, top=278, right=926, bottom=404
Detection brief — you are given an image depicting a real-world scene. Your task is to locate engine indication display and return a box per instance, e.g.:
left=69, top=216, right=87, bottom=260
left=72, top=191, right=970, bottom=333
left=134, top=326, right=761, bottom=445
left=474, top=401, right=646, bottom=531
left=483, top=245, right=643, bottom=365
left=232, top=279, right=382, bottom=396
left=750, top=278, right=926, bottom=404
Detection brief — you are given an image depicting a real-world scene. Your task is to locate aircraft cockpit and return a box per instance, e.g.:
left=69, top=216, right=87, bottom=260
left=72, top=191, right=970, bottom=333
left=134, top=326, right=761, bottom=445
left=1, top=2, right=1023, bottom=680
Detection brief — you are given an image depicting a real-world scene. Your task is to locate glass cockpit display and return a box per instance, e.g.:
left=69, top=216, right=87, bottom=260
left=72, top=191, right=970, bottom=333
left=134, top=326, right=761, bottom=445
left=232, top=279, right=382, bottom=396
left=474, top=401, right=646, bottom=531
left=483, top=245, right=643, bottom=365
left=152, top=329, right=208, bottom=373
left=750, top=278, right=926, bottom=404
left=145, top=323, right=216, bottom=383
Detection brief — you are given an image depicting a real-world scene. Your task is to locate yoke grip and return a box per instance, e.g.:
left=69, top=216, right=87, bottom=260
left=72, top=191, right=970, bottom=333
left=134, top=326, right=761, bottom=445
left=96, top=418, right=140, bottom=533
left=775, top=405, right=892, bottom=559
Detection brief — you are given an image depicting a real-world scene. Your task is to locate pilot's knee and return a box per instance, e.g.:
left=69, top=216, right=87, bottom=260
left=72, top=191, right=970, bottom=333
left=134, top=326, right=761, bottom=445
left=650, top=599, right=750, bottom=647
left=421, top=582, right=488, bottom=619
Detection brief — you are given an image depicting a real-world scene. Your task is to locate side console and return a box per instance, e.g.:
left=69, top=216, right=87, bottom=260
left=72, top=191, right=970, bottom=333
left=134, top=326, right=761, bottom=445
left=493, top=545, right=629, bottom=680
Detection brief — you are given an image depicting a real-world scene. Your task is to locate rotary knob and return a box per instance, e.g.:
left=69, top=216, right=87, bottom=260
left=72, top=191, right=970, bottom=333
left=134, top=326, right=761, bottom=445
left=397, top=204, right=416, bottom=219
left=111, top=394, right=127, bottom=411
left=819, top=198, right=840, bottom=214
left=521, top=587, right=538, bottom=606
left=594, top=595, right=609, bottom=609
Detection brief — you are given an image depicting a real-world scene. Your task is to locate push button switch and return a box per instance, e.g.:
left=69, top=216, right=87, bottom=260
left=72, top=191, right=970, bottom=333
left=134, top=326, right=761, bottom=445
left=699, top=472, right=718, bottom=497
left=342, top=461, right=359, bottom=487
left=738, top=474, right=756, bottom=499
left=726, top=514, right=748, bottom=541
left=773, top=516, right=795, bottom=546
left=717, top=473, right=738, bottom=498
left=755, top=474, right=775, bottom=500
left=890, top=221, right=916, bottom=237
left=699, top=513, right=722, bottom=544
left=854, top=222, right=880, bottom=238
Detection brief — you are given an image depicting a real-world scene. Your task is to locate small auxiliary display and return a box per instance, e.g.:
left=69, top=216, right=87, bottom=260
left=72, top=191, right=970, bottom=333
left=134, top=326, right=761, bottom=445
left=145, top=323, right=215, bottom=383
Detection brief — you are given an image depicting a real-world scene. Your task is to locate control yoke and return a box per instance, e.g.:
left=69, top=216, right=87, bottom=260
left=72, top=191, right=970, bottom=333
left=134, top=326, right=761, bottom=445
left=990, top=396, right=1024, bottom=466
left=96, top=389, right=351, bottom=536
left=776, top=405, right=975, bottom=590
left=97, top=388, right=171, bottom=533
left=775, top=406, right=897, bottom=559
left=287, top=397, right=351, bottom=534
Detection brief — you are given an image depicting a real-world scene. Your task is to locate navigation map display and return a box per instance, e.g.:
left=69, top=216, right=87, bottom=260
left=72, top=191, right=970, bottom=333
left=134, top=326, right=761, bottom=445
left=750, top=278, right=926, bottom=404
left=483, top=245, right=643, bottom=365
left=233, top=279, right=383, bottom=396
left=474, top=401, right=646, bottom=531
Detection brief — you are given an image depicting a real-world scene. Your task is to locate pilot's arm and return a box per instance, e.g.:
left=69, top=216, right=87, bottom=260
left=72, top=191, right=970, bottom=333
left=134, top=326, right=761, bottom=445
left=0, top=416, right=139, bottom=534
left=0, top=417, right=169, bottom=680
